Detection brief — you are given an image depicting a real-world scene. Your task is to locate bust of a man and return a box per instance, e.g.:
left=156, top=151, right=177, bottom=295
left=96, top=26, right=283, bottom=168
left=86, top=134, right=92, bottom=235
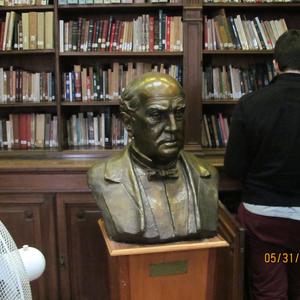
left=88, top=72, right=218, bottom=243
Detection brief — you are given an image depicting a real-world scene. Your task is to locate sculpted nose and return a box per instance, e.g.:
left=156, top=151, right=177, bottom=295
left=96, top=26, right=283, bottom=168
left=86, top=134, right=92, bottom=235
left=166, top=113, right=178, bottom=132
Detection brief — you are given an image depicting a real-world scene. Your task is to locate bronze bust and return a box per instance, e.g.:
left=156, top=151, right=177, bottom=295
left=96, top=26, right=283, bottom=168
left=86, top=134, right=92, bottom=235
left=88, top=72, right=218, bottom=243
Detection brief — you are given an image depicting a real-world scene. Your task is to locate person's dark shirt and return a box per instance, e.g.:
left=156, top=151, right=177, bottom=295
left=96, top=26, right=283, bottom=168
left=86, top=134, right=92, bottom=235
left=224, top=73, right=300, bottom=207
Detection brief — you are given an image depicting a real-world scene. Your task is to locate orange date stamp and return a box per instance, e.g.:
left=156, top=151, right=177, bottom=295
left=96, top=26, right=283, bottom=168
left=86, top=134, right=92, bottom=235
left=264, top=252, right=299, bottom=264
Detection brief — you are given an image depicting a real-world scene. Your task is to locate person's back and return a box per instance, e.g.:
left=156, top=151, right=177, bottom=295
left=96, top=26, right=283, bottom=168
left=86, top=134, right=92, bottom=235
left=224, top=29, right=300, bottom=300
left=226, top=72, right=300, bottom=205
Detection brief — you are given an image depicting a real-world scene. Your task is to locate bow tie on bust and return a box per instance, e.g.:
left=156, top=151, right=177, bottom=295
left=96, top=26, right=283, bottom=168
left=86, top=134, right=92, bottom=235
left=129, top=144, right=179, bottom=181
left=146, top=167, right=179, bottom=181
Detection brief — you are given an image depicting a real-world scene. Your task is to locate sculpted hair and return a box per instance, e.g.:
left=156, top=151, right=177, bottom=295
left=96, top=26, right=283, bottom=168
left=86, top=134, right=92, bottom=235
left=120, top=72, right=185, bottom=116
left=274, top=29, right=300, bottom=72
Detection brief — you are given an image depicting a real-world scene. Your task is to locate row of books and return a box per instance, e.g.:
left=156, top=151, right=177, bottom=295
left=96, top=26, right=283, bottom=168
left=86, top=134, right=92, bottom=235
left=62, top=63, right=182, bottom=102
left=0, top=11, right=54, bottom=51
left=58, top=0, right=178, bottom=4
left=59, top=13, right=183, bottom=52
left=203, top=62, right=275, bottom=100
left=204, top=10, right=287, bottom=50
left=0, top=0, right=49, bottom=5
left=0, top=67, right=55, bottom=103
left=0, top=113, right=58, bottom=149
left=66, top=111, right=128, bottom=148
left=201, top=113, right=230, bottom=148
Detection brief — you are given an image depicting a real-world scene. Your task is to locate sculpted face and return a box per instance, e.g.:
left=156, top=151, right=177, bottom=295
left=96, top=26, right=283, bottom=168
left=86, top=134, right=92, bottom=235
left=130, top=78, right=185, bottom=164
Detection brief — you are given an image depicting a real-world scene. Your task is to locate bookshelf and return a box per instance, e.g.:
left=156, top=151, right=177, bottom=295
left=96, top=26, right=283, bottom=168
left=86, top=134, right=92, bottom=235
left=1, top=0, right=299, bottom=158
left=201, top=2, right=300, bottom=153
left=0, top=0, right=205, bottom=157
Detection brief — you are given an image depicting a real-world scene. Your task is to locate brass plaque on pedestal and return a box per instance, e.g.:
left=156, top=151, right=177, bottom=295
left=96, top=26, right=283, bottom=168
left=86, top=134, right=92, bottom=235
left=149, top=260, right=188, bottom=277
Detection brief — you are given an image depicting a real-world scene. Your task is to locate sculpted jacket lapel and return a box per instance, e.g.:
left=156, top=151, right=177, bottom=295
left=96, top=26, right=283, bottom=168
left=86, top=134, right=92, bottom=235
left=104, top=147, right=145, bottom=233
left=181, top=151, right=218, bottom=233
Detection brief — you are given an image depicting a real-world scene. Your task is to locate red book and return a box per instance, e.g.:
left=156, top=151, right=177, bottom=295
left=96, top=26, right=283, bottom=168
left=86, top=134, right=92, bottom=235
left=74, top=65, right=82, bottom=101
left=0, top=22, right=4, bottom=51
left=166, top=16, right=171, bottom=52
left=101, top=19, right=109, bottom=51
left=112, top=20, right=120, bottom=51
left=149, top=16, right=154, bottom=52
left=118, top=21, right=125, bottom=52
left=109, top=22, right=116, bottom=52
left=86, top=75, right=91, bottom=101
left=12, top=114, right=19, bottom=149
left=19, top=114, right=28, bottom=150
left=26, top=113, right=32, bottom=148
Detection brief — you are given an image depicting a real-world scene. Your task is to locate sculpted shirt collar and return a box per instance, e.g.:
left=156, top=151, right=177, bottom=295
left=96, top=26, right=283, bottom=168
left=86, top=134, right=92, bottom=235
left=103, top=145, right=211, bottom=184
left=129, top=144, right=179, bottom=180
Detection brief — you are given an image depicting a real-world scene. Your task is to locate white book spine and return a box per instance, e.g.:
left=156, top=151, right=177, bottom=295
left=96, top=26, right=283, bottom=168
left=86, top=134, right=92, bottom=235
left=59, top=20, right=64, bottom=53
left=255, top=17, right=271, bottom=50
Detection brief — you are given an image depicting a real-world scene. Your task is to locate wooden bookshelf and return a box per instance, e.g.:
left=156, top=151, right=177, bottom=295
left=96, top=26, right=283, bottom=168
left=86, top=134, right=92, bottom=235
left=1, top=0, right=298, bottom=158
left=0, top=0, right=196, bottom=156
left=200, top=2, right=300, bottom=152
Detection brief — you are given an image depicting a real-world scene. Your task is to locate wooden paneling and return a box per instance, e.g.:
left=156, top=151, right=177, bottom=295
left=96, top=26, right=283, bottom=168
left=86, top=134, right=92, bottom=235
left=56, top=193, right=109, bottom=300
left=183, top=7, right=202, bottom=149
left=0, top=160, right=242, bottom=299
left=0, top=194, right=58, bottom=300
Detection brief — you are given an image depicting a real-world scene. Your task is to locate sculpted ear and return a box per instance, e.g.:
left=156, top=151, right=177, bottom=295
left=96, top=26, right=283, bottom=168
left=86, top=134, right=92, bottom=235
left=121, top=111, right=134, bottom=138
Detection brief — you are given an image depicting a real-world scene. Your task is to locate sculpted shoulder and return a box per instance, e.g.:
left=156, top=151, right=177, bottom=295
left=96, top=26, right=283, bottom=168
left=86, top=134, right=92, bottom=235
left=87, top=150, right=127, bottom=187
left=181, top=150, right=218, bottom=181
left=87, top=160, right=106, bottom=188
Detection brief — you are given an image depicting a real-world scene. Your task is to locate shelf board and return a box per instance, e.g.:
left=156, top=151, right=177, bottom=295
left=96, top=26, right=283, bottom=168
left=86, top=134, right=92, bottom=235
left=0, top=49, right=55, bottom=55
left=0, top=102, right=56, bottom=107
left=201, top=148, right=226, bottom=156
left=202, top=100, right=238, bottom=104
left=58, top=3, right=183, bottom=10
left=61, top=100, right=120, bottom=106
left=61, top=148, right=122, bottom=158
left=0, top=147, right=226, bottom=160
left=59, top=51, right=183, bottom=56
left=203, top=2, right=300, bottom=8
left=0, top=148, right=120, bottom=159
left=202, top=49, right=273, bottom=54
left=0, top=149, right=59, bottom=158
left=0, top=4, right=54, bottom=11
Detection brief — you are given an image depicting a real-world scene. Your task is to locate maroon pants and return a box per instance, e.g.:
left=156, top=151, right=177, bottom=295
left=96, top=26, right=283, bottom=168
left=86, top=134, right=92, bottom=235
left=237, top=203, right=300, bottom=300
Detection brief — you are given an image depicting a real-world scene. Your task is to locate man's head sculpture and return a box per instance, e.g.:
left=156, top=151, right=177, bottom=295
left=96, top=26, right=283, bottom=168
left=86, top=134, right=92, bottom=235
left=88, top=72, right=218, bottom=244
left=120, top=72, right=185, bottom=166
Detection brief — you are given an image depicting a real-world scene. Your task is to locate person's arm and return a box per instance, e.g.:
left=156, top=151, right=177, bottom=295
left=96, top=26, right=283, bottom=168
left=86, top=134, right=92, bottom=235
left=224, top=101, right=250, bottom=181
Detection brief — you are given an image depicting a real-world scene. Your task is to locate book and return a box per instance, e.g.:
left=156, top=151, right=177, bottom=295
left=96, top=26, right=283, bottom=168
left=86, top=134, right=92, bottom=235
left=29, top=11, right=37, bottom=49
left=45, top=11, right=53, bottom=49
left=37, top=12, right=45, bottom=49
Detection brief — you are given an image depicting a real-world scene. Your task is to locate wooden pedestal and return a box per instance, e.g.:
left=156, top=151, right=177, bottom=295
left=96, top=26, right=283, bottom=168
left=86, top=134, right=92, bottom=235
left=99, top=220, right=230, bottom=300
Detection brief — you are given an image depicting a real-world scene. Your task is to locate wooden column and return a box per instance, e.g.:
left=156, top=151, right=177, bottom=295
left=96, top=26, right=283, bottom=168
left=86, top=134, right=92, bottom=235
left=183, top=1, right=203, bottom=151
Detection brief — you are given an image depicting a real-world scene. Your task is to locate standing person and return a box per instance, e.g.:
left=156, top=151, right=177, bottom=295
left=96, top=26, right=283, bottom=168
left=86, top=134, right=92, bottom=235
left=224, top=29, right=300, bottom=300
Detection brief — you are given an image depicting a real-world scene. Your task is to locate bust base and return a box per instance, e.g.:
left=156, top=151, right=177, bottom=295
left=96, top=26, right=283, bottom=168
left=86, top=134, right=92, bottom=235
left=99, top=215, right=235, bottom=300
